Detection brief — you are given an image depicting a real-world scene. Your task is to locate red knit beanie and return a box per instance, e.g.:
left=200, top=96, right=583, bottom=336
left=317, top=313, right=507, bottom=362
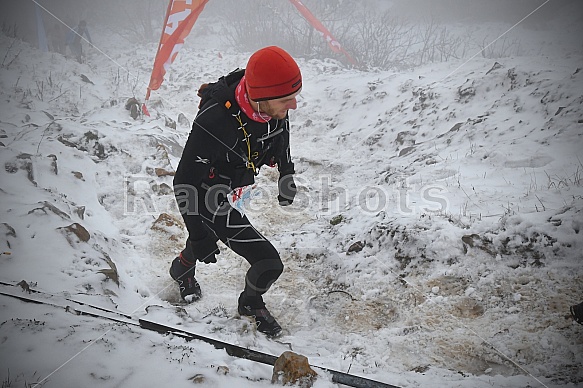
left=245, top=46, right=302, bottom=101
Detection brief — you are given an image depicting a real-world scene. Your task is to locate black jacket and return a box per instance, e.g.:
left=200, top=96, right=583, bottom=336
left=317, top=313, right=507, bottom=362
left=174, top=74, right=295, bottom=203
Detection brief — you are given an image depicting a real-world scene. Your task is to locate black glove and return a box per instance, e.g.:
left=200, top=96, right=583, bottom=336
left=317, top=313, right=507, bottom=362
left=191, top=233, right=219, bottom=264
left=277, top=174, right=297, bottom=206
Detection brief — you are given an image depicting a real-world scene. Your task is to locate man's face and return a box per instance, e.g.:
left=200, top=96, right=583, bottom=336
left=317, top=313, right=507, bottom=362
left=259, top=91, right=300, bottom=119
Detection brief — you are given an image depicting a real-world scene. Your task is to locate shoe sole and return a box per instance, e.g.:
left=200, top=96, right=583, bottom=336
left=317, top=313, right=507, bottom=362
left=238, top=310, right=282, bottom=337
left=184, top=293, right=201, bottom=303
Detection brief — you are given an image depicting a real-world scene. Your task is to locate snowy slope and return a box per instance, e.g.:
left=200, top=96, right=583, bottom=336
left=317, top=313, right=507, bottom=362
left=1, top=15, right=582, bottom=388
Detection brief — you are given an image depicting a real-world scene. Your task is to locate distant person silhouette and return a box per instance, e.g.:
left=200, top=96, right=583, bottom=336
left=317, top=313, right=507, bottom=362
left=66, top=20, right=92, bottom=63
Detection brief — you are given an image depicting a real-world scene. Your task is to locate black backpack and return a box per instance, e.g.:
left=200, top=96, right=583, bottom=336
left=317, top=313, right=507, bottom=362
left=197, top=68, right=245, bottom=112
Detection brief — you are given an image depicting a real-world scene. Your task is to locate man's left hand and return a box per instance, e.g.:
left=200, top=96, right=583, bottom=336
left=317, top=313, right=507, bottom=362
left=277, top=174, right=296, bottom=206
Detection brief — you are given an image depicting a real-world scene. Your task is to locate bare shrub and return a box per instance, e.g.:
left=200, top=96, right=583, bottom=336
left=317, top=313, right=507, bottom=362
left=343, top=7, right=417, bottom=69
left=478, top=35, right=523, bottom=59
left=91, top=0, right=166, bottom=43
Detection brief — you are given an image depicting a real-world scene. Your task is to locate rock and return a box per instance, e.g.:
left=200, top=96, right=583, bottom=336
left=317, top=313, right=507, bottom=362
left=154, top=167, right=175, bottom=177
left=48, top=154, right=58, bottom=174
left=152, top=213, right=179, bottom=228
left=395, top=130, right=416, bottom=146
left=347, top=240, right=364, bottom=254
left=177, top=112, right=190, bottom=127
left=130, top=103, right=139, bottom=119
left=164, top=115, right=176, bottom=129
left=272, top=351, right=317, bottom=387
left=152, top=182, right=173, bottom=195
left=188, top=374, right=205, bottom=384
left=150, top=213, right=183, bottom=241
left=58, top=223, right=90, bottom=244
left=330, top=215, right=343, bottom=225
left=125, top=98, right=141, bottom=120
left=74, top=205, right=85, bottom=220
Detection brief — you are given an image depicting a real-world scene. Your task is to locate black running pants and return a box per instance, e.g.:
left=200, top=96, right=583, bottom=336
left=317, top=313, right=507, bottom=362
left=176, top=184, right=284, bottom=297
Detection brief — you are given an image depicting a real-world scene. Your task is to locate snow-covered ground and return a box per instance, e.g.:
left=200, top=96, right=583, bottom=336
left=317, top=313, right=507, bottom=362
left=1, top=7, right=582, bottom=388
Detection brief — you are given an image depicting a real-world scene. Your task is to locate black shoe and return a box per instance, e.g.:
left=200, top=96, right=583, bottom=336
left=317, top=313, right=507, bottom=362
left=169, top=257, right=202, bottom=302
left=238, top=302, right=282, bottom=337
left=571, top=302, right=583, bottom=325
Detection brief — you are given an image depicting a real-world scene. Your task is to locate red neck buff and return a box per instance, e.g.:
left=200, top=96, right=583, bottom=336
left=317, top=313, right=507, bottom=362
left=235, top=76, right=272, bottom=123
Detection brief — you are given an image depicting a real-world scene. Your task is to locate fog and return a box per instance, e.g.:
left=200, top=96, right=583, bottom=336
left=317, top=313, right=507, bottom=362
left=2, top=0, right=582, bottom=68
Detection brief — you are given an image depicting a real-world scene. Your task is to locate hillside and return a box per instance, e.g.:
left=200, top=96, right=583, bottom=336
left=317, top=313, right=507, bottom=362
left=1, top=17, right=582, bottom=388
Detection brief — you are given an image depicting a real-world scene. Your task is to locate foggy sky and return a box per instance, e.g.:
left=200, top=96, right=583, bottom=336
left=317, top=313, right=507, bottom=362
left=0, top=0, right=581, bottom=56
